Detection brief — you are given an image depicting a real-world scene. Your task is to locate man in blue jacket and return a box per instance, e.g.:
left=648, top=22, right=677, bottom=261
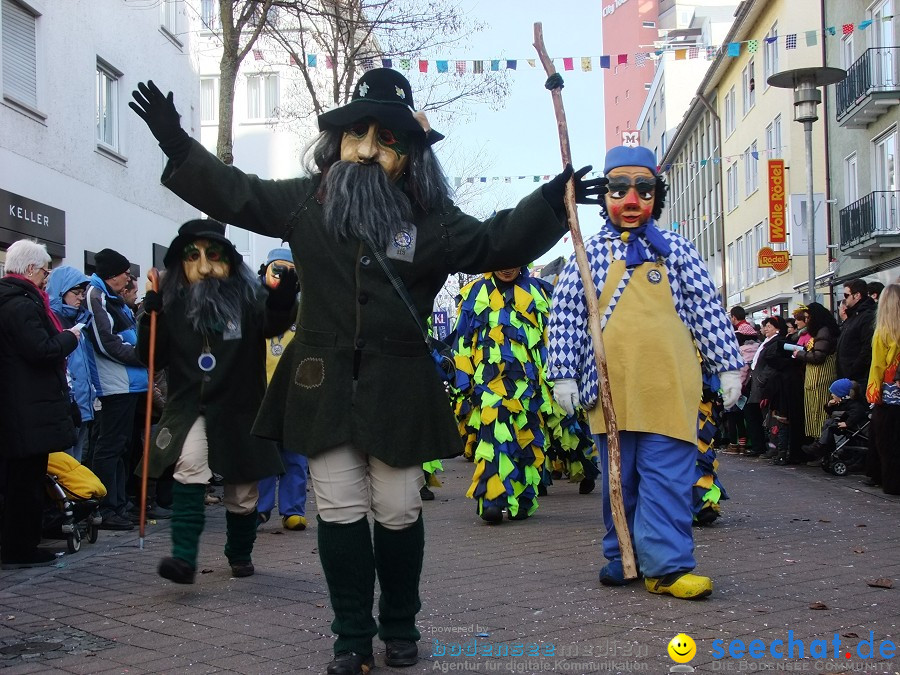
left=85, top=248, right=148, bottom=530
left=48, top=266, right=96, bottom=463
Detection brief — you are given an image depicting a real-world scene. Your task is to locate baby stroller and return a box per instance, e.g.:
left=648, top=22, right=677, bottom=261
left=821, top=412, right=871, bottom=477
left=42, top=453, right=104, bottom=554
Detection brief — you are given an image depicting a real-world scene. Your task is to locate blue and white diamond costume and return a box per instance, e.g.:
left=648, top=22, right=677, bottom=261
left=548, top=216, right=742, bottom=583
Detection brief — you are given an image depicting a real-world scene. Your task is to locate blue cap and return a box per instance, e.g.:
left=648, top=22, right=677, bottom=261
left=266, top=248, right=293, bottom=266
left=603, top=146, right=658, bottom=175
left=829, top=378, right=853, bottom=398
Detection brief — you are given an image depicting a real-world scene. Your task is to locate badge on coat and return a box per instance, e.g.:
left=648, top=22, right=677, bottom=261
left=223, top=320, right=242, bottom=341
left=647, top=268, right=663, bottom=285
left=386, top=224, right=417, bottom=262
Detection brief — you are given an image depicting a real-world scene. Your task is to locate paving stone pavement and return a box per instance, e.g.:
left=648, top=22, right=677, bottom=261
left=1, top=453, right=898, bottom=674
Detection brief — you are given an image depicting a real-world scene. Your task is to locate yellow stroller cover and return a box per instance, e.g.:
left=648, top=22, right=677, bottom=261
left=47, top=452, right=107, bottom=500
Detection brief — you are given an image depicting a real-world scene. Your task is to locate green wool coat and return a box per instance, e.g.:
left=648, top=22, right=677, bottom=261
left=137, top=293, right=287, bottom=482
left=161, top=140, right=568, bottom=467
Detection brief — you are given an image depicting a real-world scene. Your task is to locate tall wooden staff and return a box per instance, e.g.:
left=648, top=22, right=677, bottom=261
left=138, top=268, right=159, bottom=549
left=533, top=23, right=637, bottom=579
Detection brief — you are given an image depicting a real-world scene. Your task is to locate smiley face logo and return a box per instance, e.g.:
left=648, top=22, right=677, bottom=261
left=667, top=633, right=696, bottom=663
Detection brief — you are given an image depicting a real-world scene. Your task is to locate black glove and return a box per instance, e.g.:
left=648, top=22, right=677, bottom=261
left=265, top=267, right=299, bottom=312
left=143, top=290, right=163, bottom=314
left=542, top=164, right=609, bottom=213
left=129, top=80, right=191, bottom=161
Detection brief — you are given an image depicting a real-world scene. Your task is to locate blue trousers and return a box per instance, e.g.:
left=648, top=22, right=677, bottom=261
left=594, top=432, right=696, bottom=577
left=258, top=448, right=308, bottom=517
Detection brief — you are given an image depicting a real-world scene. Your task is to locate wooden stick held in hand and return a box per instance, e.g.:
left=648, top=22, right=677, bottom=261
left=139, top=268, right=159, bottom=550
left=533, top=22, right=637, bottom=579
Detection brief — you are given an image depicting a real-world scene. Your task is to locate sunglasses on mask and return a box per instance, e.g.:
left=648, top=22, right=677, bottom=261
left=606, top=178, right=657, bottom=200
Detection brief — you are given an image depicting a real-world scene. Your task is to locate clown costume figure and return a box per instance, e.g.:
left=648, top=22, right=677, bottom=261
left=138, top=220, right=293, bottom=584
left=547, top=146, right=743, bottom=600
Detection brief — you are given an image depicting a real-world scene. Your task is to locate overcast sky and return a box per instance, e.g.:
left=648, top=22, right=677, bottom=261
left=428, top=0, right=608, bottom=266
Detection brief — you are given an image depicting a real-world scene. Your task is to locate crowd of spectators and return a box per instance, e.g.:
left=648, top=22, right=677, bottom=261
left=722, top=279, right=899, bottom=496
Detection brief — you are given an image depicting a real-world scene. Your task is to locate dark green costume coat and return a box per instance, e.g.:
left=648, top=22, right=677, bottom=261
left=160, top=140, right=567, bottom=467
left=137, top=293, right=286, bottom=482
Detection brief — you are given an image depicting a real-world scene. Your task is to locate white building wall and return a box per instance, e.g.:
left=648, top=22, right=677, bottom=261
left=0, top=0, right=201, bottom=275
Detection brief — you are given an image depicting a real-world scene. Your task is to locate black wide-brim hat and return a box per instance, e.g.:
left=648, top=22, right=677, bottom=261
left=317, top=68, right=444, bottom=145
left=164, top=219, right=241, bottom=269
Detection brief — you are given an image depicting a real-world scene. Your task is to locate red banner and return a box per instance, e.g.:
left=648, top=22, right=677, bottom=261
left=768, top=159, right=786, bottom=243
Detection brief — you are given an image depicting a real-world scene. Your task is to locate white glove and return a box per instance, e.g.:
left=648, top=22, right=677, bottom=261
left=552, top=378, right=581, bottom=416
left=719, top=370, right=743, bottom=410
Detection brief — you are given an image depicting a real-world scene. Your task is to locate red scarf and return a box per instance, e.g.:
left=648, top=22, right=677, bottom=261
left=5, top=272, right=65, bottom=333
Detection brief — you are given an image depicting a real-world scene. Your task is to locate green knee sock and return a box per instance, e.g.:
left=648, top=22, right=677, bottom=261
left=224, top=510, right=258, bottom=564
left=171, top=482, right=206, bottom=568
left=374, top=513, right=424, bottom=642
left=318, top=516, right=377, bottom=657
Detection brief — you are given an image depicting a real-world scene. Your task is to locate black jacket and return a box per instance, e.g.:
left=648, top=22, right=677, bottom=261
left=837, top=296, right=877, bottom=385
left=0, top=277, right=78, bottom=458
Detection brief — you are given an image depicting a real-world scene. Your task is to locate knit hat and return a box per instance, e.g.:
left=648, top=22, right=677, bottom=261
left=265, top=248, right=293, bottom=266
left=829, top=378, right=853, bottom=399
left=735, top=322, right=758, bottom=337
left=94, top=248, right=131, bottom=280
left=603, top=146, right=658, bottom=175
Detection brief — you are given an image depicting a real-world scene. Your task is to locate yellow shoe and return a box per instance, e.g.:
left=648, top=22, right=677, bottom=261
left=644, top=572, right=712, bottom=599
left=282, top=515, right=307, bottom=531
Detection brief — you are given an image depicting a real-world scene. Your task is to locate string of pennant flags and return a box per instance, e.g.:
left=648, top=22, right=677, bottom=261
left=450, top=145, right=788, bottom=185
left=249, top=15, right=894, bottom=74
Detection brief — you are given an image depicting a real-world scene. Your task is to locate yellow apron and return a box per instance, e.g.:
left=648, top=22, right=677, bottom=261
left=587, top=259, right=701, bottom=444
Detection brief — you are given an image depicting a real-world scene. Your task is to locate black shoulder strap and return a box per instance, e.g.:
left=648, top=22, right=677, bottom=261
left=370, top=244, right=432, bottom=345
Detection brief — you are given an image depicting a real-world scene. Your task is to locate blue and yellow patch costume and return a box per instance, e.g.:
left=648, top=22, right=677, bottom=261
left=450, top=270, right=554, bottom=518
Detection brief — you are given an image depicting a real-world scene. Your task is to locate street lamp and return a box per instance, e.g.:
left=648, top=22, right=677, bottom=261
left=767, top=67, right=846, bottom=304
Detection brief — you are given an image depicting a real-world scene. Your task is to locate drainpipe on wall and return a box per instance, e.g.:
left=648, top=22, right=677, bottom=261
left=698, top=92, right=727, bottom=303
left=821, top=0, right=836, bottom=311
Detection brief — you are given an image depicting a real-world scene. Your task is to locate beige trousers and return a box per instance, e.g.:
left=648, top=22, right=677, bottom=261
left=175, top=416, right=258, bottom=515
left=307, top=444, right=424, bottom=530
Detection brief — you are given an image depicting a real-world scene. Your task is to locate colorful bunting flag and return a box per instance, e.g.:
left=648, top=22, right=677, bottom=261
left=600, top=55, right=611, bottom=69
left=751, top=151, right=759, bottom=160
left=727, top=42, right=741, bottom=56
left=382, top=58, right=392, bottom=68
left=473, top=60, right=483, bottom=74
left=786, top=34, right=797, bottom=49
left=563, top=57, right=574, bottom=71
left=617, top=54, right=628, bottom=65
left=859, top=19, right=873, bottom=29
left=843, top=23, right=854, bottom=35
left=437, top=60, right=448, bottom=73
left=491, top=60, right=500, bottom=71
left=748, top=40, right=759, bottom=53
left=419, top=60, right=428, bottom=72
left=806, top=30, right=818, bottom=46
left=307, top=54, right=317, bottom=67
left=361, top=57, right=373, bottom=70
left=289, top=54, right=298, bottom=66
left=325, top=55, right=333, bottom=69
left=253, top=49, right=263, bottom=60
left=675, top=49, right=686, bottom=60
left=706, top=46, right=718, bottom=60
left=581, top=57, right=592, bottom=71
left=765, top=36, right=778, bottom=44
left=527, top=59, right=536, bottom=67
left=507, top=60, right=517, bottom=69
left=400, top=58, right=410, bottom=70
left=826, top=26, right=836, bottom=36
left=636, top=53, right=647, bottom=67
left=688, top=47, right=699, bottom=59
left=456, top=60, right=466, bottom=74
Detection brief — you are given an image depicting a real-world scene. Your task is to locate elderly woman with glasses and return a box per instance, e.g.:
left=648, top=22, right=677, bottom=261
left=0, top=240, right=82, bottom=568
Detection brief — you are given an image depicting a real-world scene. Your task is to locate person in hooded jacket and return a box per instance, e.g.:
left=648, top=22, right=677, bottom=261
left=0, top=240, right=80, bottom=568
left=48, top=266, right=96, bottom=463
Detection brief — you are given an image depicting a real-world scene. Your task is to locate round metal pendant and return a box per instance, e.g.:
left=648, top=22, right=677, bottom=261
left=647, top=268, right=663, bottom=285
left=271, top=343, right=284, bottom=356
left=198, top=352, right=217, bottom=372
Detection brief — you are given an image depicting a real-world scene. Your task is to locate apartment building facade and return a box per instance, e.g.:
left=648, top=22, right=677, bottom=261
left=826, top=0, right=900, bottom=289
left=0, top=0, right=199, bottom=276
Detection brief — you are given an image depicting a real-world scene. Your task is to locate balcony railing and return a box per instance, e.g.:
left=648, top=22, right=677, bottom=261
left=840, top=190, right=900, bottom=249
left=836, top=47, right=900, bottom=124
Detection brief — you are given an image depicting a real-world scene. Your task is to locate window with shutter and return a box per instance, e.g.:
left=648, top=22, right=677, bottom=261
left=2, top=0, right=38, bottom=108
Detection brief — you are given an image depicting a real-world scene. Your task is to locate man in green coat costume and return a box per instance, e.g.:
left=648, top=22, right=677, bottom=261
left=130, top=68, right=606, bottom=675
left=138, top=220, right=294, bottom=584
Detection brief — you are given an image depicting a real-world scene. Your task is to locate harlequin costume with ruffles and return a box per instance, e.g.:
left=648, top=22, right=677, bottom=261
left=548, top=205, right=743, bottom=597
left=450, top=270, right=555, bottom=521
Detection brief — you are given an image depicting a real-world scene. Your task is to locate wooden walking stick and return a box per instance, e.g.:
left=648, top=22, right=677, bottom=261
left=533, top=22, right=637, bottom=579
left=139, top=268, right=159, bottom=549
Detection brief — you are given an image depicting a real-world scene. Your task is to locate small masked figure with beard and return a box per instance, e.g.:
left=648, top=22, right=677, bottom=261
left=131, top=68, right=606, bottom=675
left=137, top=220, right=295, bottom=585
